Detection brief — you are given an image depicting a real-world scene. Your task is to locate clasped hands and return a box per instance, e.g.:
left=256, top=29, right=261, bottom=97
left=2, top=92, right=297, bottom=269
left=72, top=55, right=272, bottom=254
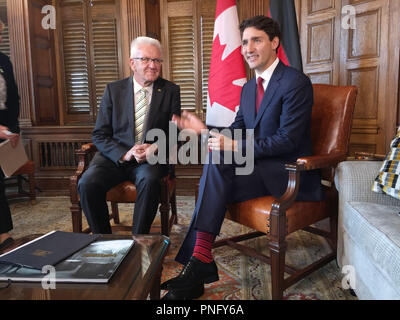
left=172, top=111, right=238, bottom=151
left=0, top=125, right=19, bottom=148
left=122, top=143, right=158, bottom=163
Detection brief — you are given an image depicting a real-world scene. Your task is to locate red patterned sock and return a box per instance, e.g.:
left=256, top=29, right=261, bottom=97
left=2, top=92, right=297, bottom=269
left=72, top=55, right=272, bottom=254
left=192, top=230, right=215, bottom=263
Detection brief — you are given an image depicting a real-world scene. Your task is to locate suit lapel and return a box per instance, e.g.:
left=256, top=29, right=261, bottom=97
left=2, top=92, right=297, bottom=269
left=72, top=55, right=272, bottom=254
left=144, top=77, right=164, bottom=134
left=123, top=77, right=135, bottom=134
left=254, top=62, right=285, bottom=128
left=246, top=78, right=257, bottom=128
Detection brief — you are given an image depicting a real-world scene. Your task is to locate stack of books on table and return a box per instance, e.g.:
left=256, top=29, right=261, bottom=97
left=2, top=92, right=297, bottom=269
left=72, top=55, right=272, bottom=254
left=0, top=231, right=134, bottom=283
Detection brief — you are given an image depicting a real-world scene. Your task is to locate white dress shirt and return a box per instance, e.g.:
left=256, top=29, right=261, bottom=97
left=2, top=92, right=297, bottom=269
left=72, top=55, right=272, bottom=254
left=133, top=77, right=153, bottom=106
left=255, top=57, right=280, bottom=91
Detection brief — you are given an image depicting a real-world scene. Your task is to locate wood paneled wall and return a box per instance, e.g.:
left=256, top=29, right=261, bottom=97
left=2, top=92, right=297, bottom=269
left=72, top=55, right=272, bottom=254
left=300, top=0, right=400, bottom=155
left=121, top=0, right=161, bottom=78
left=4, top=0, right=400, bottom=195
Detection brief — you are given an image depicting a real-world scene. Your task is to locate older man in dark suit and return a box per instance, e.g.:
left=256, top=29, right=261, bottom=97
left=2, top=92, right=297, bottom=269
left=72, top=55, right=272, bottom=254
left=78, top=36, right=181, bottom=235
left=161, top=16, right=324, bottom=300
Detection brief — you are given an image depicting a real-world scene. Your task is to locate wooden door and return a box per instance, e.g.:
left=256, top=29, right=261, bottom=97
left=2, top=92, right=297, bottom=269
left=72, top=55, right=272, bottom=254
left=27, top=0, right=59, bottom=126
left=300, top=0, right=400, bottom=155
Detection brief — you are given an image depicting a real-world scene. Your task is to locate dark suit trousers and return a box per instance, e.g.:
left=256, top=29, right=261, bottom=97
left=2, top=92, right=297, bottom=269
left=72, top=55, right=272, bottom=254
left=0, top=171, right=13, bottom=234
left=175, top=152, right=270, bottom=264
left=78, top=153, right=167, bottom=234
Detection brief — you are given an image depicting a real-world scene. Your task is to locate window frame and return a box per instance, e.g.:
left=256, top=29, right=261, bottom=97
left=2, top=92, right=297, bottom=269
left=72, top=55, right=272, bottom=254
left=55, top=0, right=123, bottom=126
left=161, top=0, right=217, bottom=121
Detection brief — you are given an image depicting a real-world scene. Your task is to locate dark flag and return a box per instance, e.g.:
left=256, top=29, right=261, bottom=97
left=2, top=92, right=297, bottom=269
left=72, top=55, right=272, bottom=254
left=269, top=0, right=303, bottom=71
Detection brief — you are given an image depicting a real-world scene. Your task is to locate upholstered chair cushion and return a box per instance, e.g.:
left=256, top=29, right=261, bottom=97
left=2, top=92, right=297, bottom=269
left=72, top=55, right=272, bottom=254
left=373, top=128, right=400, bottom=199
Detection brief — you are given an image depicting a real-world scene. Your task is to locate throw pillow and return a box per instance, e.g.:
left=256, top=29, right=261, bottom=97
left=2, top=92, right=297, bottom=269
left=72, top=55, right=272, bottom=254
left=372, top=128, right=400, bottom=199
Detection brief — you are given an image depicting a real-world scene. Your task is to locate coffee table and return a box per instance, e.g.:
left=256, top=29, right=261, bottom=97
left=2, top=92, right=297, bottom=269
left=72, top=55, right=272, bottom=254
left=0, top=234, right=169, bottom=300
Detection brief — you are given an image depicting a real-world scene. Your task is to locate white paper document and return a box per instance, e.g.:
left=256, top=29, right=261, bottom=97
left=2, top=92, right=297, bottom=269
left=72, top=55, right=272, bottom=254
left=0, top=139, right=28, bottom=177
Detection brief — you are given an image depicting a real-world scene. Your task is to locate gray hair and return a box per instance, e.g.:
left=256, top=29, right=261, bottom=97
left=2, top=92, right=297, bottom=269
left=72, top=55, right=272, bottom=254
left=130, top=36, right=162, bottom=58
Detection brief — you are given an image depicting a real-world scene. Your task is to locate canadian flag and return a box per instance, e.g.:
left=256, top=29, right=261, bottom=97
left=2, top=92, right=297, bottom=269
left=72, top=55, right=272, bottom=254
left=206, top=0, right=246, bottom=128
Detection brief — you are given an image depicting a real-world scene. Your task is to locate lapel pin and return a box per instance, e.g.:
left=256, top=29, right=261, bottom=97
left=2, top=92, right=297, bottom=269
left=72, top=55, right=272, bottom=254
left=157, top=88, right=162, bottom=92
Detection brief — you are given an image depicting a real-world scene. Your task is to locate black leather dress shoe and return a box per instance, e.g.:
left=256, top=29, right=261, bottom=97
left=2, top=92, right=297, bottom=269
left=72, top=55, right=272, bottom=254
left=161, top=283, right=204, bottom=300
left=161, top=256, right=218, bottom=290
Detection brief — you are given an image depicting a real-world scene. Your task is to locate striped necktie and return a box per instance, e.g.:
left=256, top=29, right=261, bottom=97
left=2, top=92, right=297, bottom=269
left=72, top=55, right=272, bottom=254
left=135, top=88, right=148, bottom=144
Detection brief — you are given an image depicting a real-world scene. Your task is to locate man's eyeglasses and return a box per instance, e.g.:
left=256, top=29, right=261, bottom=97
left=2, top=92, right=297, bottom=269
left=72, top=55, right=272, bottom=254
left=133, top=57, right=163, bottom=65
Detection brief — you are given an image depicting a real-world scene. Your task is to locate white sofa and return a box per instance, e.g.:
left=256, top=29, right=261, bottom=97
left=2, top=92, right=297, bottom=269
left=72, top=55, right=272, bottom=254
left=335, top=161, right=400, bottom=300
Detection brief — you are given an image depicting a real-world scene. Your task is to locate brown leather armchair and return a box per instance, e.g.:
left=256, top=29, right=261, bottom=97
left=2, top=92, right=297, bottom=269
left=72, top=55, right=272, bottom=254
left=69, top=143, right=177, bottom=236
left=213, top=84, right=357, bottom=299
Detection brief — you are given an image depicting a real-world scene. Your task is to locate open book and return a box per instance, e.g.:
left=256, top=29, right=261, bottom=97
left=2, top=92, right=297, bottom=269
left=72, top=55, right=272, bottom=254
left=0, top=138, right=28, bottom=177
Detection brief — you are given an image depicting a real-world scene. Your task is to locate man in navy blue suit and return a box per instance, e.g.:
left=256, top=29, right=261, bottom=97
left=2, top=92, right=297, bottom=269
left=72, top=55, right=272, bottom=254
left=162, top=15, right=324, bottom=300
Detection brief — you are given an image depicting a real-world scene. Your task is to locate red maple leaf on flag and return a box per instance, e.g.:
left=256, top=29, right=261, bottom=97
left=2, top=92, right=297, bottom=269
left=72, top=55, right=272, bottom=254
left=208, top=34, right=246, bottom=113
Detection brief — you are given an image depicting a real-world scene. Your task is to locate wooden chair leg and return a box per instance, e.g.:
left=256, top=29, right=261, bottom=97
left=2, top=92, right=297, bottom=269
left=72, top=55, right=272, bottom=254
left=70, top=202, right=83, bottom=233
left=111, top=202, right=120, bottom=224
left=269, top=207, right=288, bottom=300
left=160, top=205, right=169, bottom=236
left=170, top=187, right=178, bottom=225
left=160, top=181, right=170, bottom=236
left=17, top=175, right=23, bottom=194
left=28, top=172, right=36, bottom=204
left=269, top=239, right=287, bottom=300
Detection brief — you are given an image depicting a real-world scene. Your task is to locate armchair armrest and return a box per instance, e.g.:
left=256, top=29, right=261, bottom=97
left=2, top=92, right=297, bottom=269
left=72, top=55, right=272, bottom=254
left=296, top=152, right=346, bottom=170
left=73, top=143, right=98, bottom=178
left=271, top=152, right=345, bottom=213
left=78, top=143, right=98, bottom=154
left=69, top=143, right=98, bottom=204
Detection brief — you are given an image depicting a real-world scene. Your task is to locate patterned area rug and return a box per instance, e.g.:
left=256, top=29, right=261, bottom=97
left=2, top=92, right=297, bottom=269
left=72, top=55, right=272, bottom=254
left=8, top=196, right=356, bottom=300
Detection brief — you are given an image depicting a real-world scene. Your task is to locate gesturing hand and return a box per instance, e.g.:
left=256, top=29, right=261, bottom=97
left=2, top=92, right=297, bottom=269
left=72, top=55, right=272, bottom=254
left=172, top=111, right=207, bottom=135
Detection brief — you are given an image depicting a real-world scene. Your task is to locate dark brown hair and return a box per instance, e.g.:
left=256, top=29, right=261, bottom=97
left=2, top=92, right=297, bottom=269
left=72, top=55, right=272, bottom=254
left=239, top=15, right=281, bottom=51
